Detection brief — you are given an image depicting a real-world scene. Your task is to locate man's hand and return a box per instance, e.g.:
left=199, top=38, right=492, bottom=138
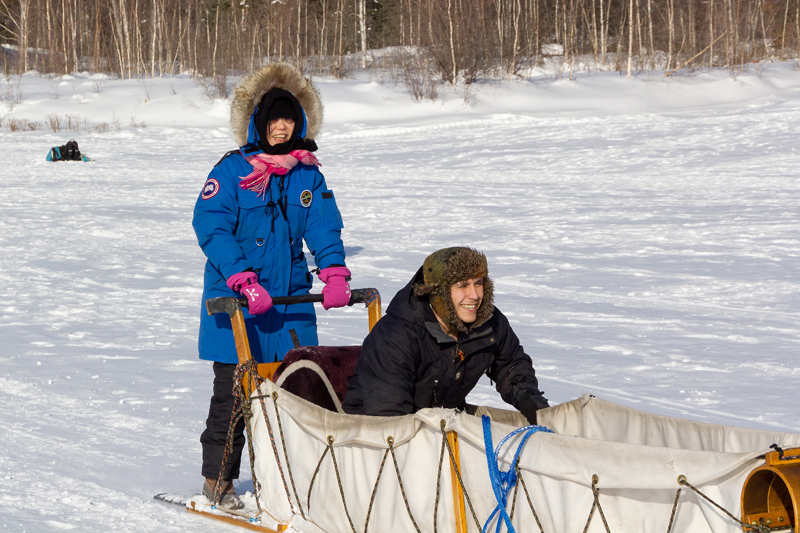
left=518, top=396, right=541, bottom=426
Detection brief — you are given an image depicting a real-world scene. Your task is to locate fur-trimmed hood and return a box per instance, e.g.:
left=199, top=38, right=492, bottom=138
left=230, top=63, right=323, bottom=148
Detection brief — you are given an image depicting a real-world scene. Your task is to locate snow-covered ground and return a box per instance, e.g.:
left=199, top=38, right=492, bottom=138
left=1, top=63, right=799, bottom=531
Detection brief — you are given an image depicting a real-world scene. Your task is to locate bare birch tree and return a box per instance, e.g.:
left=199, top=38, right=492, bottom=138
left=0, top=0, right=31, bottom=72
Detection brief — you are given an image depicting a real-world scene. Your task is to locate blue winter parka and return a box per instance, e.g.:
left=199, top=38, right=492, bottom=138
left=193, top=131, right=346, bottom=365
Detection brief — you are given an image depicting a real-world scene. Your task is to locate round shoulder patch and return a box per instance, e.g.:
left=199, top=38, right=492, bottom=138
left=300, top=190, right=313, bottom=208
left=201, top=178, right=220, bottom=200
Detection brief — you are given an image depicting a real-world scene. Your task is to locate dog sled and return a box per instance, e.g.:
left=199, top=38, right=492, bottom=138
left=187, top=289, right=800, bottom=533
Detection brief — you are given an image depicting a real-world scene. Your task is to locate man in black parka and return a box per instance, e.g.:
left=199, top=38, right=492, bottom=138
left=342, top=247, right=549, bottom=425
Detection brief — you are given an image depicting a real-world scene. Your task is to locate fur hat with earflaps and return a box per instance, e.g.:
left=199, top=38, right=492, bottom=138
left=230, top=63, right=323, bottom=150
left=414, top=247, right=494, bottom=334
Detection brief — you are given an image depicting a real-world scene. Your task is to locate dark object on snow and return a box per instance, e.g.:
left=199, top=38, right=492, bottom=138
left=47, top=139, right=88, bottom=161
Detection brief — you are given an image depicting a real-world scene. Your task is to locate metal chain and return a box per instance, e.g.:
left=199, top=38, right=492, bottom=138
left=211, top=362, right=251, bottom=506
left=271, top=391, right=305, bottom=519
left=327, top=436, right=359, bottom=533
left=306, top=446, right=329, bottom=512
left=517, top=470, right=546, bottom=533
left=388, top=437, right=423, bottom=533
left=364, top=448, right=390, bottom=533
left=440, top=421, right=482, bottom=532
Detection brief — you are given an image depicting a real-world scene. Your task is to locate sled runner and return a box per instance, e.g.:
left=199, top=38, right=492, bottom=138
left=192, top=291, right=800, bottom=533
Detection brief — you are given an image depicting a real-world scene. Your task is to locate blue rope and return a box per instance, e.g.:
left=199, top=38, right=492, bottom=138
left=482, top=415, right=554, bottom=533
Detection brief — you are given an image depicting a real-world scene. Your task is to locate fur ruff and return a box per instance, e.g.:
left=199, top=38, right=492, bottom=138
left=230, top=63, right=323, bottom=147
left=414, top=248, right=495, bottom=333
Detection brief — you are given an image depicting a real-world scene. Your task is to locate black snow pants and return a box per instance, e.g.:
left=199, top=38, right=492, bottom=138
left=200, top=362, right=245, bottom=480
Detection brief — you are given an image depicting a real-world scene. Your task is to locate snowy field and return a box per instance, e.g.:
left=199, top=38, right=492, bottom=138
left=1, top=63, right=799, bottom=531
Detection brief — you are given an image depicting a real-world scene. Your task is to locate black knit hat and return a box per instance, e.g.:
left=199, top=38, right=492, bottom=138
left=414, top=247, right=494, bottom=334
left=267, top=97, right=297, bottom=121
left=254, top=88, right=311, bottom=154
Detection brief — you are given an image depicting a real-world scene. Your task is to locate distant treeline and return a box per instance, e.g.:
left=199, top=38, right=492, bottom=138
left=1, top=0, right=798, bottom=86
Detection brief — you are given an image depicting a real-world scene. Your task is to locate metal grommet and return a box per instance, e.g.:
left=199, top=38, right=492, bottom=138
left=387, top=436, right=394, bottom=446
left=677, top=475, right=687, bottom=485
left=440, top=419, right=447, bottom=429
left=272, top=391, right=278, bottom=400
left=327, top=435, right=334, bottom=444
left=592, top=474, right=599, bottom=485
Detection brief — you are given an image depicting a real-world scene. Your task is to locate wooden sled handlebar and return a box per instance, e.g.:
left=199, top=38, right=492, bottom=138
left=206, top=288, right=382, bottom=332
left=205, top=288, right=381, bottom=397
left=205, top=288, right=382, bottom=366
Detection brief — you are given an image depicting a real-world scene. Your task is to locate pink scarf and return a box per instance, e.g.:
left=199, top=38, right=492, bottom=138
left=239, top=150, right=320, bottom=199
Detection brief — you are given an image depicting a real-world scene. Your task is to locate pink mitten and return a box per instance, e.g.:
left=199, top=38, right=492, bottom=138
left=226, top=272, right=273, bottom=314
left=226, top=271, right=258, bottom=292
left=319, top=266, right=352, bottom=310
left=240, top=283, right=272, bottom=314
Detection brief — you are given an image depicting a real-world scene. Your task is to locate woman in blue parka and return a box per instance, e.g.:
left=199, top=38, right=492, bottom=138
left=192, top=63, right=351, bottom=508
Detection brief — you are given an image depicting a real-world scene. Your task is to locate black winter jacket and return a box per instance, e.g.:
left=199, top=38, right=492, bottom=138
left=342, top=268, right=549, bottom=416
